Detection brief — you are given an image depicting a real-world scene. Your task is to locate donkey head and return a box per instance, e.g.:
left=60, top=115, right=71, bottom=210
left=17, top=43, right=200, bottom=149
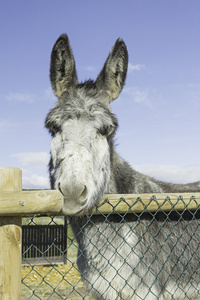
left=45, top=34, right=128, bottom=215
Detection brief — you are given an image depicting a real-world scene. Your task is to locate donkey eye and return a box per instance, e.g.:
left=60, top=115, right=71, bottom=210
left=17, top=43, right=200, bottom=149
left=98, top=125, right=113, bottom=137
left=51, top=125, right=61, bottom=137
left=98, top=126, right=108, bottom=136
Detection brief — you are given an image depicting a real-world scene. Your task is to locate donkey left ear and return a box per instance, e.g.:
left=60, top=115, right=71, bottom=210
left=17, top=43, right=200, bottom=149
left=50, top=34, right=78, bottom=98
left=96, top=38, right=128, bottom=103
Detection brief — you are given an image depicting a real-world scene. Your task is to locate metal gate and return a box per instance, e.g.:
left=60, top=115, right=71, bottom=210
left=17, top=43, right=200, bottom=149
left=22, top=224, right=67, bottom=265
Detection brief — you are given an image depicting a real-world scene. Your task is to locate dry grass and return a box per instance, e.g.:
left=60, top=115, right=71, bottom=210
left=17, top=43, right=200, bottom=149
left=21, top=224, right=95, bottom=299
left=21, top=220, right=96, bottom=299
left=21, top=264, right=95, bottom=299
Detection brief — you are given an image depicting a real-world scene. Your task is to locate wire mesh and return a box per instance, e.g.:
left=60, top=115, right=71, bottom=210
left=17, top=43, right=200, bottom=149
left=21, top=196, right=200, bottom=299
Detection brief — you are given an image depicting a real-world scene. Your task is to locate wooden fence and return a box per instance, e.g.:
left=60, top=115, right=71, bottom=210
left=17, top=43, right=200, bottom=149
left=0, top=167, right=200, bottom=299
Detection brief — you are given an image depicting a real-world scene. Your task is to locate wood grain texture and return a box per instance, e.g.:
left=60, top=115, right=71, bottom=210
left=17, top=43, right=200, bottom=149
left=0, top=167, right=22, bottom=192
left=0, top=190, right=63, bottom=216
left=0, top=190, right=199, bottom=216
left=90, top=193, right=200, bottom=215
left=0, top=168, right=22, bottom=300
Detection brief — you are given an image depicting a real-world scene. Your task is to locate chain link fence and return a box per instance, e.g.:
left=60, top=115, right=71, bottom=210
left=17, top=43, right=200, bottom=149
left=21, top=195, right=200, bottom=299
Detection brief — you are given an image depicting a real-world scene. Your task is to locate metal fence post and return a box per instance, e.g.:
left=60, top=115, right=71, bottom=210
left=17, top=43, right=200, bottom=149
left=0, top=167, right=22, bottom=300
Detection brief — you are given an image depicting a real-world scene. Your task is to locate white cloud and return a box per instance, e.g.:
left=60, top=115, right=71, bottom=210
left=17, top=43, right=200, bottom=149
left=122, top=86, right=163, bottom=107
left=179, top=83, right=200, bottom=105
left=134, top=164, right=200, bottom=184
left=11, top=152, right=49, bottom=168
left=128, top=63, right=145, bottom=72
left=5, top=92, right=36, bottom=103
left=22, top=174, right=50, bottom=189
left=85, top=66, right=96, bottom=71
left=9, top=152, right=50, bottom=188
left=5, top=88, right=57, bottom=104
left=123, top=87, right=151, bottom=106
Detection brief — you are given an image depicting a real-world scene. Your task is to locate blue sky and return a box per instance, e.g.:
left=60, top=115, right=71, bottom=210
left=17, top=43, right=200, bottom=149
left=1, top=0, right=200, bottom=188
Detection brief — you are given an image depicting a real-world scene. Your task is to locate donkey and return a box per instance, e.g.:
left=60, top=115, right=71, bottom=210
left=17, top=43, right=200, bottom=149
left=45, top=34, right=200, bottom=299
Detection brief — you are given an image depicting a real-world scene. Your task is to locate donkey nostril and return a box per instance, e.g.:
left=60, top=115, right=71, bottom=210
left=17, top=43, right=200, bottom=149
left=80, top=185, right=88, bottom=201
left=58, top=182, right=87, bottom=202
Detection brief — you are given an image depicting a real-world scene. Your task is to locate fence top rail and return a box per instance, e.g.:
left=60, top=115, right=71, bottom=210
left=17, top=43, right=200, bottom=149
left=1, top=168, right=200, bottom=216
left=0, top=190, right=63, bottom=216
left=0, top=190, right=200, bottom=216
left=89, top=193, right=200, bottom=215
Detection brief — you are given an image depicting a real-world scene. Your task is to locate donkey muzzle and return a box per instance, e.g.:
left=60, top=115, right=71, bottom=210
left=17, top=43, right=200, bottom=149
left=58, top=181, right=88, bottom=215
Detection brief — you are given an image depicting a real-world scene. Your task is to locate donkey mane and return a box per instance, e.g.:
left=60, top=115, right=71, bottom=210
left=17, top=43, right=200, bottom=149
left=78, top=79, right=96, bottom=89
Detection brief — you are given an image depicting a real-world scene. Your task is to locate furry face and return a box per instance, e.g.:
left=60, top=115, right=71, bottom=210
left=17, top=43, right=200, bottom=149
left=46, top=93, right=118, bottom=215
left=45, top=34, right=127, bottom=215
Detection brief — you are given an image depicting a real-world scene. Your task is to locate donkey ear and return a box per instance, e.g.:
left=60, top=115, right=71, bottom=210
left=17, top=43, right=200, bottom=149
left=50, top=34, right=78, bottom=97
left=96, top=38, right=128, bottom=103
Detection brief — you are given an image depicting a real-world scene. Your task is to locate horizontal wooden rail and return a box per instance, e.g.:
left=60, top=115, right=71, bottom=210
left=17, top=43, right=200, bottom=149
left=0, top=190, right=200, bottom=216
left=0, top=168, right=200, bottom=216
left=89, top=193, right=200, bottom=215
left=0, top=190, right=63, bottom=216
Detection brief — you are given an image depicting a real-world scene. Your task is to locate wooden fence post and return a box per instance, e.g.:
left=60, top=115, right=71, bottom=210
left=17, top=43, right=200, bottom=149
left=0, top=167, right=22, bottom=300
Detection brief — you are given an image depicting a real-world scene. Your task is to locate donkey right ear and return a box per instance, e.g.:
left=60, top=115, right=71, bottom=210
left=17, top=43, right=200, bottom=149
left=96, top=38, right=128, bottom=103
left=50, top=34, right=78, bottom=98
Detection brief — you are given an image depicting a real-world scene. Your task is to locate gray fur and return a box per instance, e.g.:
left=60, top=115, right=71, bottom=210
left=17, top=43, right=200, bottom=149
left=46, top=34, right=200, bottom=299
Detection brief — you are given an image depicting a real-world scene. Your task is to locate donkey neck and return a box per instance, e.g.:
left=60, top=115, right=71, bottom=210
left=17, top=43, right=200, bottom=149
left=109, top=151, right=135, bottom=194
